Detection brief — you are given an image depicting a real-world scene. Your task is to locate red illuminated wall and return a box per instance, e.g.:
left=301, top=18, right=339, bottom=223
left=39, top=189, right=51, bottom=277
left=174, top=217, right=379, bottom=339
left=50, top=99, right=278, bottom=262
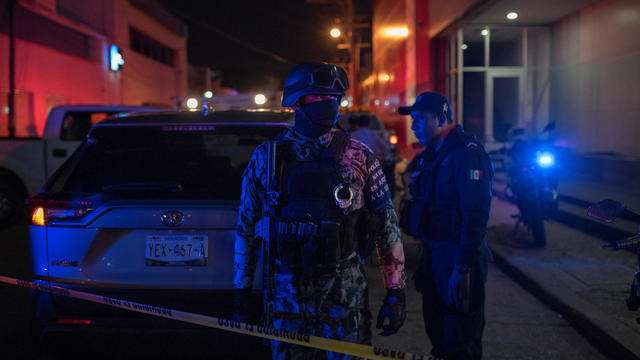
left=115, top=0, right=187, bottom=108
left=371, top=0, right=412, bottom=159
left=370, top=0, right=472, bottom=159
left=0, top=0, right=187, bottom=138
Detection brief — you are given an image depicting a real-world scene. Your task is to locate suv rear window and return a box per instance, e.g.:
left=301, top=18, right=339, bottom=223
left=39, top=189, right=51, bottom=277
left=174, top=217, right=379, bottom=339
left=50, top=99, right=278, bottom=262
left=47, top=125, right=287, bottom=200
left=60, top=111, right=118, bottom=141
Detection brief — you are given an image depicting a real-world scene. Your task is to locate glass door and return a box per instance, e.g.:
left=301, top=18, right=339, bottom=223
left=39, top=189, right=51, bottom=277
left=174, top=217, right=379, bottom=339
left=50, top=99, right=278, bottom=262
left=486, top=70, right=524, bottom=143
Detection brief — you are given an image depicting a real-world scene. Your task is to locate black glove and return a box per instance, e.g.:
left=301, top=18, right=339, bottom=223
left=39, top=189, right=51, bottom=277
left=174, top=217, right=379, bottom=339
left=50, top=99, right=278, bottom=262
left=233, top=287, right=252, bottom=323
left=376, top=288, right=406, bottom=336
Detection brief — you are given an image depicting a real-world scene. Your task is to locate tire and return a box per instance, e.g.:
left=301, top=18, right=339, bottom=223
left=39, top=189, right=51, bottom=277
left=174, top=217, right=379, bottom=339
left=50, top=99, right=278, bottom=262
left=0, top=182, right=25, bottom=228
left=529, top=202, right=546, bottom=248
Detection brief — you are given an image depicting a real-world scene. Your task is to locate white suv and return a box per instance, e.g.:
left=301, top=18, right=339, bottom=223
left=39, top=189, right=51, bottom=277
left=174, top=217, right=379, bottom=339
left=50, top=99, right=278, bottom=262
left=25, top=110, right=292, bottom=355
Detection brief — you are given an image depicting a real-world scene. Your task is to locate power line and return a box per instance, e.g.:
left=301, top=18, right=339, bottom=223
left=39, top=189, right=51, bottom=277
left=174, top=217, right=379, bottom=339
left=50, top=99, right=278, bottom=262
left=168, top=7, right=293, bottom=65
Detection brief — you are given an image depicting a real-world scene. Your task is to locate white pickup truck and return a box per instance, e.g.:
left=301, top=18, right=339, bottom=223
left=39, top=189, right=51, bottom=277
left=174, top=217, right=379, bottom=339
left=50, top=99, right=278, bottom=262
left=0, top=105, right=158, bottom=227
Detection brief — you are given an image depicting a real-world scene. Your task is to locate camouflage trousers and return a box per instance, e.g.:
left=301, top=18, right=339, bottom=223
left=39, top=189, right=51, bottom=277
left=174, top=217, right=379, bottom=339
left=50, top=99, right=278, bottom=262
left=270, top=260, right=372, bottom=360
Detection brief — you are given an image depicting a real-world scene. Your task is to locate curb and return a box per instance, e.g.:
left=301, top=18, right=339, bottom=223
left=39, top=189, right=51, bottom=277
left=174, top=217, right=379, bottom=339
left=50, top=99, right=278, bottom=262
left=489, top=248, right=640, bottom=360
left=492, top=183, right=636, bottom=250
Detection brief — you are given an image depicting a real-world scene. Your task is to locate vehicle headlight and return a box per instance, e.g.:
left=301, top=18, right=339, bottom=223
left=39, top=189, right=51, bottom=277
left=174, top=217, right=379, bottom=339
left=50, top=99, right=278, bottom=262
left=536, top=151, right=555, bottom=168
left=254, top=94, right=267, bottom=105
left=186, top=97, right=199, bottom=110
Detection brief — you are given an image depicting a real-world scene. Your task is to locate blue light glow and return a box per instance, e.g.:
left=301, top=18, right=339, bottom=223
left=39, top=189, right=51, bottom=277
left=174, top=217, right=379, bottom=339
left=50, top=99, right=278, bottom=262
left=110, top=45, right=124, bottom=71
left=536, top=152, right=555, bottom=168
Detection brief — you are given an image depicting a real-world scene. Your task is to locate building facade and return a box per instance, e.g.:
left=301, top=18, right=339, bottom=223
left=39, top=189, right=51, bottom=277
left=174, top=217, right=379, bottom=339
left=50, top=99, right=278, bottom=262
left=0, top=0, right=187, bottom=137
left=368, top=0, right=640, bottom=165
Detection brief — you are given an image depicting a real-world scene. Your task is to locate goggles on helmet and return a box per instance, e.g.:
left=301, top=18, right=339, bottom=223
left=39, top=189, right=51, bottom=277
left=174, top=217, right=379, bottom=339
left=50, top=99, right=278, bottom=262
left=308, top=65, right=349, bottom=91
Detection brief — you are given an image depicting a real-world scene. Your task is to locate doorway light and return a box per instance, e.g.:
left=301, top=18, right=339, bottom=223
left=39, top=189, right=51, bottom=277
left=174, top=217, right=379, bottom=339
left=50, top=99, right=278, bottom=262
left=381, top=27, right=409, bottom=38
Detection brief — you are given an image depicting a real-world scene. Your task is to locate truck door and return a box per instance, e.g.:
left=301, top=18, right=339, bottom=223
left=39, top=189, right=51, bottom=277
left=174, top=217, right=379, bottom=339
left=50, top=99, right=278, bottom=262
left=46, top=111, right=112, bottom=178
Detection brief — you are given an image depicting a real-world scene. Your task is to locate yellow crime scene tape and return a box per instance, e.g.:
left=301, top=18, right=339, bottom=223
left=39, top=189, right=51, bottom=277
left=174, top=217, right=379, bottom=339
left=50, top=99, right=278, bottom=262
left=0, top=275, right=440, bottom=360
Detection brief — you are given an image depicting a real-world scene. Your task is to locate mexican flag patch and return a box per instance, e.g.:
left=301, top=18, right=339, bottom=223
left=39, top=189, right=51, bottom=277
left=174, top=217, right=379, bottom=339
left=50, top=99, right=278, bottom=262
left=470, top=170, right=482, bottom=180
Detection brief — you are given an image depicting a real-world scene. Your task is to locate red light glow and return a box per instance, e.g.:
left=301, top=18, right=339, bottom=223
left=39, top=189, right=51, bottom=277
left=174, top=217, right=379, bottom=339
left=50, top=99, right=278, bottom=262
left=56, top=318, right=94, bottom=325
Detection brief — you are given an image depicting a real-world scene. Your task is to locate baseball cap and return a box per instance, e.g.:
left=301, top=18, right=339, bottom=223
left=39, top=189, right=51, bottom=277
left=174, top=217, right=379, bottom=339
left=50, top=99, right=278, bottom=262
left=397, top=91, right=453, bottom=121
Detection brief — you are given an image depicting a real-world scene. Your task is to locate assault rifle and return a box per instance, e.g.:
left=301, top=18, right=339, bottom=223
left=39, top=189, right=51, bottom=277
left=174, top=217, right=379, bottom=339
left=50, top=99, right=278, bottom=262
left=258, top=140, right=278, bottom=328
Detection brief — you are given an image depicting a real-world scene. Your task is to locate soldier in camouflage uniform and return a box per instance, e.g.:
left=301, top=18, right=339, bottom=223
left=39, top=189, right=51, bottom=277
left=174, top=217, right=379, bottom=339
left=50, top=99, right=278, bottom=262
left=233, top=62, right=407, bottom=360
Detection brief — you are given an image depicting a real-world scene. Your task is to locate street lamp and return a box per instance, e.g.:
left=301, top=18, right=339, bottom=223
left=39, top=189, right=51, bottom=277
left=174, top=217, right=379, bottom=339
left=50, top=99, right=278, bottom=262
left=330, top=28, right=341, bottom=38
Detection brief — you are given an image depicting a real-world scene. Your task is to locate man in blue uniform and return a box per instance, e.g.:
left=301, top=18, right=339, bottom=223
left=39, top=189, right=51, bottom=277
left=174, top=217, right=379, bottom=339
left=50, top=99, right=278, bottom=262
left=234, top=62, right=407, bottom=360
left=398, top=92, right=493, bottom=360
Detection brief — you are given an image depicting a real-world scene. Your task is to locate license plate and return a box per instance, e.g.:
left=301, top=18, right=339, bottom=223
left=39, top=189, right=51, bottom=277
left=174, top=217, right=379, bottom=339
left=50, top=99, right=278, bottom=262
left=145, top=235, right=208, bottom=266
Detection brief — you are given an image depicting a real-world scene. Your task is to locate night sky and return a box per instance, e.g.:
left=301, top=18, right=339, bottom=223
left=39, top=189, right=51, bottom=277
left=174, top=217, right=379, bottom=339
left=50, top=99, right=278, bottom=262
left=158, top=0, right=370, bottom=92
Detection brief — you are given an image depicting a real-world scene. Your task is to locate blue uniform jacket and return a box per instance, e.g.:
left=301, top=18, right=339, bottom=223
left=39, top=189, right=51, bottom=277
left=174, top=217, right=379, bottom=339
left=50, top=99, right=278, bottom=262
left=409, top=126, right=494, bottom=266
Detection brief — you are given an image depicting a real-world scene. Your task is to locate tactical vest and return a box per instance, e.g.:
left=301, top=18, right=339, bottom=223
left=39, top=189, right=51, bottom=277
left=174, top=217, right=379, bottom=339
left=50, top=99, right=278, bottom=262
left=273, top=130, right=374, bottom=275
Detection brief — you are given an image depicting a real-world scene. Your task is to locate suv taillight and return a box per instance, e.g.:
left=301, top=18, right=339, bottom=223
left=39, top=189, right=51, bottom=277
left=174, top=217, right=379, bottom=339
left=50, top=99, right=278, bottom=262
left=25, top=196, right=100, bottom=226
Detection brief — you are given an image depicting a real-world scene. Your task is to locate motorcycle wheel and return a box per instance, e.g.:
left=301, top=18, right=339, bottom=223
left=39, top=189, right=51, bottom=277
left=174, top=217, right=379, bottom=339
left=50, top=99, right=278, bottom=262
left=530, top=203, right=546, bottom=248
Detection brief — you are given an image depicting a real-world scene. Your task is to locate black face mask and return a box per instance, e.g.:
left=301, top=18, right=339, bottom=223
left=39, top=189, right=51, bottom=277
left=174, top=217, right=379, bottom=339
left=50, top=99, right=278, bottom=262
left=294, top=99, right=339, bottom=138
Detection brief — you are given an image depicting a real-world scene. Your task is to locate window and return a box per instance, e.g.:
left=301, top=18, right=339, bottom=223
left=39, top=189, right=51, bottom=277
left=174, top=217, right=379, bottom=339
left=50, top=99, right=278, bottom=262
left=490, top=28, right=523, bottom=67
left=129, top=27, right=175, bottom=66
left=463, top=72, right=485, bottom=141
left=60, top=111, right=117, bottom=141
left=0, top=6, right=100, bottom=61
left=463, top=27, right=486, bottom=67
left=49, top=125, right=286, bottom=200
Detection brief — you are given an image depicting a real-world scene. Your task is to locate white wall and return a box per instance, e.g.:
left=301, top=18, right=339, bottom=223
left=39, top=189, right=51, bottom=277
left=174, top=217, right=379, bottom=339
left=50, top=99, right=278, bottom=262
left=552, top=0, right=640, bottom=157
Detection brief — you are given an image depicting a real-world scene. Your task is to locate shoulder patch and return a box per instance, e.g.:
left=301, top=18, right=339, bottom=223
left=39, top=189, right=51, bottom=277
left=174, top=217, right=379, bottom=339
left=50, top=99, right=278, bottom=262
left=470, top=169, right=483, bottom=180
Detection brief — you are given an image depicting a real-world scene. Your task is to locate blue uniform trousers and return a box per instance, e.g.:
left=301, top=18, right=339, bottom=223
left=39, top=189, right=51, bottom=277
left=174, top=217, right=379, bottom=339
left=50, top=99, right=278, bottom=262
left=418, top=241, right=489, bottom=360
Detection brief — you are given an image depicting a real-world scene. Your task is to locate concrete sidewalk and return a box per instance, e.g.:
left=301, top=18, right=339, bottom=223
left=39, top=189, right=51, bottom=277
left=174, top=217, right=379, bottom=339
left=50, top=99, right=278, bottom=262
left=487, top=196, right=640, bottom=359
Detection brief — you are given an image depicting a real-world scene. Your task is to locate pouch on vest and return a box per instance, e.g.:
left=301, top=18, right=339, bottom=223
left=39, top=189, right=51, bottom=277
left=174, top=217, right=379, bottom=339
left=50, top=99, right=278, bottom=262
left=275, top=220, right=342, bottom=270
left=340, top=208, right=380, bottom=259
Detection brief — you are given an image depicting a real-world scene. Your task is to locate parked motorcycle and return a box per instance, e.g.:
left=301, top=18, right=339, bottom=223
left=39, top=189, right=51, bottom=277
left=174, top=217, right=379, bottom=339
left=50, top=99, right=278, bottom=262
left=494, top=122, right=559, bottom=248
left=587, top=199, right=640, bottom=324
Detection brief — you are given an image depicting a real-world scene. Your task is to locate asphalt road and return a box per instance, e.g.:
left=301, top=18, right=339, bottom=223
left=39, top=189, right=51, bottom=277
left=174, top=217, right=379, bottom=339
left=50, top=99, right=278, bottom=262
left=0, top=203, right=607, bottom=359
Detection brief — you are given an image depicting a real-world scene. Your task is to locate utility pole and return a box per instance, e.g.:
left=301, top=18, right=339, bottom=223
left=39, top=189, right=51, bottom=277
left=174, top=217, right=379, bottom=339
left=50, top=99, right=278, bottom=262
left=315, top=0, right=369, bottom=106
left=346, top=0, right=357, bottom=106
left=8, top=0, right=16, bottom=138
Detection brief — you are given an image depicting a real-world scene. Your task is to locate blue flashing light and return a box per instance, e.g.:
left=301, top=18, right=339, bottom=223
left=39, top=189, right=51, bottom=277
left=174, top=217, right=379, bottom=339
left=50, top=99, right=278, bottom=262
left=536, top=152, right=555, bottom=168
left=110, top=45, right=124, bottom=71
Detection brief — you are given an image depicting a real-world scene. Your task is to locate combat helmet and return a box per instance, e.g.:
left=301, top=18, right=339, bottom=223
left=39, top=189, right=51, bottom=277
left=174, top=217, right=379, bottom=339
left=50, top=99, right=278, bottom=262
left=281, top=61, right=349, bottom=107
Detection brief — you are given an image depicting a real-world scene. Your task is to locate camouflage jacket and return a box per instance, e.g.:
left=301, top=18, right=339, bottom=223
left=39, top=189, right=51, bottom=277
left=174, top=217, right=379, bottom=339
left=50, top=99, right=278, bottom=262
left=234, top=128, right=406, bottom=290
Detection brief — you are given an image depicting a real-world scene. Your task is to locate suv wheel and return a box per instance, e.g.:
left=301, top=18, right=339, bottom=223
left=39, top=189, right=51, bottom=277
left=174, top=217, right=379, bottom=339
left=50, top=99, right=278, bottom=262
left=0, top=183, right=25, bottom=227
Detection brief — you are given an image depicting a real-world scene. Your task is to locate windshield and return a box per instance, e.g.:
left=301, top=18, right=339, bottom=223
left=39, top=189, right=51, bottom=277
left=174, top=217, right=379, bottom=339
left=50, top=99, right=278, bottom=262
left=46, top=125, right=287, bottom=200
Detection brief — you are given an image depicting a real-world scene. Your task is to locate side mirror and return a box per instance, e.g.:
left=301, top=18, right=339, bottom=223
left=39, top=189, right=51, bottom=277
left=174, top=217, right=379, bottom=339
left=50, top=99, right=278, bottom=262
left=587, top=199, right=625, bottom=223
left=542, top=122, right=556, bottom=133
